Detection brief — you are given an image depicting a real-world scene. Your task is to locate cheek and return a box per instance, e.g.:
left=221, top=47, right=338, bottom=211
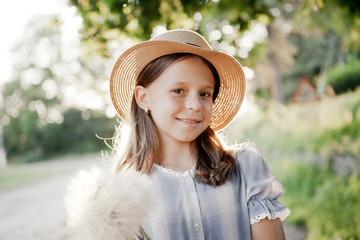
left=202, top=100, right=213, bottom=113
left=151, top=96, right=183, bottom=114
left=202, top=105, right=213, bottom=122
left=163, top=96, right=186, bottom=109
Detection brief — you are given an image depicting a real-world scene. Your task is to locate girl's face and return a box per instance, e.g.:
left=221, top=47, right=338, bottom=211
left=143, top=56, right=215, bottom=145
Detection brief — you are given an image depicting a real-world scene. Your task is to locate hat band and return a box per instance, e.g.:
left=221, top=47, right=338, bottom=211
left=185, top=42, right=201, bottom=48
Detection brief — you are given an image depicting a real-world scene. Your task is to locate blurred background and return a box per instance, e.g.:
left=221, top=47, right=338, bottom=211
left=0, top=0, right=359, bottom=239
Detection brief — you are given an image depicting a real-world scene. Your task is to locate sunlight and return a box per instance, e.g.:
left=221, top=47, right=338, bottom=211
left=59, top=6, right=82, bottom=44
left=36, top=38, right=54, bottom=68
left=42, top=79, right=58, bottom=99
left=105, top=106, right=117, bottom=118
left=243, top=66, right=255, bottom=80
left=270, top=8, right=281, bottom=17
left=193, top=12, right=202, bottom=22
left=152, top=25, right=168, bottom=37
left=1, top=115, right=10, bottom=126
left=29, top=100, right=46, bottom=120
left=222, top=25, right=234, bottom=35
left=47, top=107, right=64, bottom=124
left=21, top=68, right=43, bottom=86
left=7, top=91, right=23, bottom=118
left=249, top=21, right=268, bottom=43
left=237, top=48, right=249, bottom=59
left=236, top=35, right=254, bottom=50
left=0, top=0, right=66, bottom=84
left=209, top=30, right=222, bottom=41
left=83, top=91, right=104, bottom=110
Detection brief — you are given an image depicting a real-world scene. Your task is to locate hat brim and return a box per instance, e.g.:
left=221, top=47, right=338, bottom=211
left=110, top=40, right=246, bottom=132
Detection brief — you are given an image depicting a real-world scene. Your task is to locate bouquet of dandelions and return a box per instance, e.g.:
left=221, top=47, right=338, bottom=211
left=64, top=166, right=154, bottom=240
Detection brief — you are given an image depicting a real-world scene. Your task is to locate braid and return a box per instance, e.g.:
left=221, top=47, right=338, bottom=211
left=195, top=127, right=236, bottom=186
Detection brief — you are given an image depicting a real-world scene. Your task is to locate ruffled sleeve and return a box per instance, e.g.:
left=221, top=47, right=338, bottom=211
left=236, top=142, right=291, bottom=225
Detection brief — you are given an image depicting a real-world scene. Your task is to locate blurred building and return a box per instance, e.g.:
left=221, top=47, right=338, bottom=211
left=291, top=77, right=321, bottom=103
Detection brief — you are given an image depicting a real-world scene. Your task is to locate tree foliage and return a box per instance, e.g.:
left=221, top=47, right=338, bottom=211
left=69, top=0, right=360, bottom=55
left=69, top=0, right=280, bottom=57
left=297, top=0, right=360, bottom=52
left=327, top=59, right=360, bottom=94
left=0, top=15, right=116, bottom=160
left=68, top=0, right=360, bottom=104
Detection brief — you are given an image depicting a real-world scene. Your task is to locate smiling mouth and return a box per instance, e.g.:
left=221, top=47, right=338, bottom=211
left=176, top=118, right=202, bottom=125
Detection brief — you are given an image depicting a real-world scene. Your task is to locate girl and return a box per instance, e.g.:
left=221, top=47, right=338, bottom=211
left=65, top=29, right=290, bottom=240
left=108, top=29, right=290, bottom=239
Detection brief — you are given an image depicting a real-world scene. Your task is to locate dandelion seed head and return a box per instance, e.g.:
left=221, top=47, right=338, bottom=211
left=64, top=167, right=154, bottom=240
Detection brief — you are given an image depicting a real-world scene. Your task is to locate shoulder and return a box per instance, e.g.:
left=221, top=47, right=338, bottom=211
left=232, top=142, right=270, bottom=178
left=237, top=141, right=262, bottom=155
left=233, top=141, right=263, bottom=165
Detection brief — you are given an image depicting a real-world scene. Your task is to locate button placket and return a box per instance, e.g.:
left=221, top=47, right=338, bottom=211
left=181, top=175, right=192, bottom=184
left=181, top=172, right=205, bottom=238
left=193, top=219, right=200, bottom=231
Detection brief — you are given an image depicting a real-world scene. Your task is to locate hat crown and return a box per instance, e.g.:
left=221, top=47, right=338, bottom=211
left=150, top=29, right=212, bottom=50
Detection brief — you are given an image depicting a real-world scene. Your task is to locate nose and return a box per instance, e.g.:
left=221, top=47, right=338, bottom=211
left=185, top=93, right=202, bottom=111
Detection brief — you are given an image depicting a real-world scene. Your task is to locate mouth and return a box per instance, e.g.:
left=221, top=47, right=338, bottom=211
left=176, top=118, right=202, bottom=126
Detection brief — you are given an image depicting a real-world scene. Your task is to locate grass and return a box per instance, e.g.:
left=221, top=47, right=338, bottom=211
left=225, top=88, right=360, bottom=240
left=0, top=167, right=53, bottom=190
left=226, top=87, right=360, bottom=156
left=0, top=152, right=100, bottom=191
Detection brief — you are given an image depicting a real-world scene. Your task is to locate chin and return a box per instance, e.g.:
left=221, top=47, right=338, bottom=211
left=176, top=133, right=202, bottom=143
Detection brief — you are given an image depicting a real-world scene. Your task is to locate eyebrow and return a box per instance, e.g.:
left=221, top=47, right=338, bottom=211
left=203, top=85, right=216, bottom=91
left=170, top=82, right=215, bottom=90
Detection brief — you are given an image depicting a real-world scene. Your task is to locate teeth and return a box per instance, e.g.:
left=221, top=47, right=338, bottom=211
left=180, top=119, right=199, bottom=123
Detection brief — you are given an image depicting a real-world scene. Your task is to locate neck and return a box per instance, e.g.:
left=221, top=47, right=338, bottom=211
left=156, top=138, right=198, bottom=172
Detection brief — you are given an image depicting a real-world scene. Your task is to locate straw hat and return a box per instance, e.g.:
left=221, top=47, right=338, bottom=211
left=110, top=29, right=246, bottom=132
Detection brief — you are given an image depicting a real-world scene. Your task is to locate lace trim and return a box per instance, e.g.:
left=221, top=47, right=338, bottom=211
left=250, top=208, right=291, bottom=225
left=153, top=164, right=195, bottom=176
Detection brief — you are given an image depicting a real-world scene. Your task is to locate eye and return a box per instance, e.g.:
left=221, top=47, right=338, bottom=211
left=200, top=92, right=212, bottom=98
left=173, top=89, right=184, bottom=94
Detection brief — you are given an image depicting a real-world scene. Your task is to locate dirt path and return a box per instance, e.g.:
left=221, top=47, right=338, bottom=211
left=0, top=155, right=100, bottom=240
left=0, top=155, right=306, bottom=240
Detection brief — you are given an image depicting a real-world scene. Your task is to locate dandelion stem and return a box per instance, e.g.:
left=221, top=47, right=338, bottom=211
left=139, top=226, right=150, bottom=240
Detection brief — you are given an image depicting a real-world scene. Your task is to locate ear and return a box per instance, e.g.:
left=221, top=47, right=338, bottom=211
left=134, top=85, right=149, bottom=110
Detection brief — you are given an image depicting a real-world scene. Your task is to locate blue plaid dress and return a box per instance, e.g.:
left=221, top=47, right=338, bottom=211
left=142, top=142, right=290, bottom=240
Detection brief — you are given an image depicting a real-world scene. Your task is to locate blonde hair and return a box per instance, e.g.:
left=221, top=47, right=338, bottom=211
left=113, top=53, right=235, bottom=186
